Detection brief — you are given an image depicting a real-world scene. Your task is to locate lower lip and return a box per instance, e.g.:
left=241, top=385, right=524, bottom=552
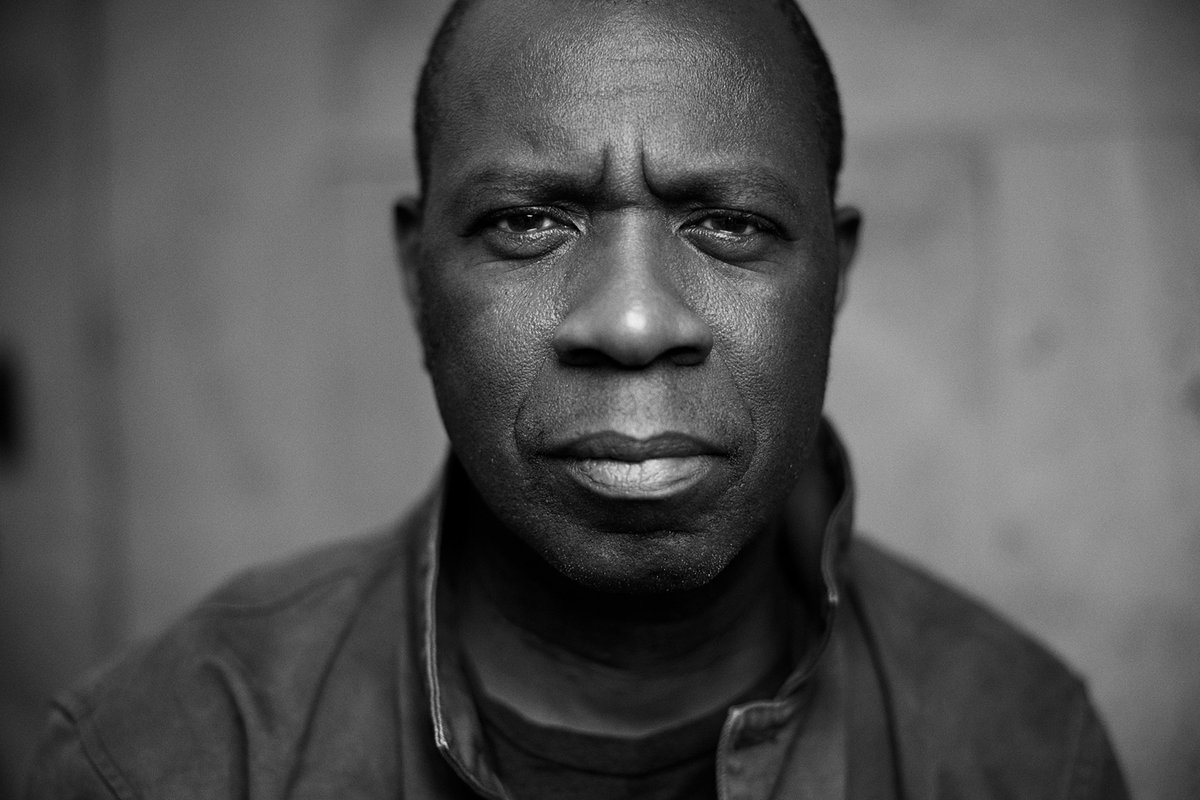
left=563, top=456, right=713, bottom=500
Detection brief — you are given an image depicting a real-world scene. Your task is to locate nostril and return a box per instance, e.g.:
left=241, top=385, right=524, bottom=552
left=556, top=341, right=708, bottom=369
left=557, top=347, right=613, bottom=368
left=665, top=344, right=708, bottom=367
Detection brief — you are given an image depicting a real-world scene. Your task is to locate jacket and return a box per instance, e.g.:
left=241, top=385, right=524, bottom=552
left=26, top=425, right=1128, bottom=799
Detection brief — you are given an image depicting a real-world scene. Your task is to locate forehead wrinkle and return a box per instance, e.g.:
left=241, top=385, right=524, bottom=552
left=430, top=0, right=829, bottom=207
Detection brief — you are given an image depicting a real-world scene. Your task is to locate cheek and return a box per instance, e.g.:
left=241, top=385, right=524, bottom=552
left=708, top=269, right=836, bottom=451
left=419, top=265, right=560, bottom=447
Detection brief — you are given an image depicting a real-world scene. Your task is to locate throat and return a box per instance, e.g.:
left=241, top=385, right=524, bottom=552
left=447, top=469, right=796, bottom=735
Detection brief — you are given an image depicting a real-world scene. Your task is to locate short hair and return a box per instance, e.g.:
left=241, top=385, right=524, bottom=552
left=413, top=0, right=844, bottom=200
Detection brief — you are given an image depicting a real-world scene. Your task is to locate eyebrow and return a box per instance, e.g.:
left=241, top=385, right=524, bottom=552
left=445, top=161, right=806, bottom=216
left=646, top=164, right=804, bottom=213
left=448, top=165, right=607, bottom=208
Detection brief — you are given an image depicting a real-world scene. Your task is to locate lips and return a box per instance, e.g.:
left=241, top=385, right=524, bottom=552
left=545, top=432, right=724, bottom=500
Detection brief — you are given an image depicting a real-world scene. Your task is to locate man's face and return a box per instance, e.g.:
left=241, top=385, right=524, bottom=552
left=403, top=0, right=857, bottom=593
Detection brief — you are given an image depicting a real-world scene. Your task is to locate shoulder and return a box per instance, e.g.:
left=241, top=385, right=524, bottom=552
left=846, top=536, right=1075, bottom=688
left=27, top=492, right=438, bottom=798
left=845, top=537, right=1127, bottom=799
left=91, top=512, right=419, bottom=703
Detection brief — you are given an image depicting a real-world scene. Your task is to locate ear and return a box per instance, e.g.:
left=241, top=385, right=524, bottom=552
left=832, top=205, right=861, bottom=312
left=394, top=195, right=424, bottom=317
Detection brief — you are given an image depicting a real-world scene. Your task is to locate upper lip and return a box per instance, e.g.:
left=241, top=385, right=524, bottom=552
left=545, top=431, right=722, bottom=462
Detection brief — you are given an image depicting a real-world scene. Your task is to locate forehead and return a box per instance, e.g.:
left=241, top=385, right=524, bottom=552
left=426, top=0, right=827, bottom=202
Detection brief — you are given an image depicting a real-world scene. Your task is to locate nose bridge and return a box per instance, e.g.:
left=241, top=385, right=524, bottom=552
left=552, top=212, right=713, bottom=367
left=593, top=212, right=671, bottom=319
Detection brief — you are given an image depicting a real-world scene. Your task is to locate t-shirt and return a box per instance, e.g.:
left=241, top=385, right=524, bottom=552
left=473, top=664, right=788, bottom=800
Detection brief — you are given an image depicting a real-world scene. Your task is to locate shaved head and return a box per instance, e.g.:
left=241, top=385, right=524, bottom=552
left=413, top=0, right=844, bottom=201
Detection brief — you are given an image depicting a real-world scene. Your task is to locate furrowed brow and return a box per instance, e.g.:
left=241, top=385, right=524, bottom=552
left=448, top=165, right=604, bottom=206
left=649, top=165, right=803, bottom=213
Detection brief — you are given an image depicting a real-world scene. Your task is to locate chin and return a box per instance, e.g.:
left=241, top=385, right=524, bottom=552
left=540, top=529, right=741, bottom=595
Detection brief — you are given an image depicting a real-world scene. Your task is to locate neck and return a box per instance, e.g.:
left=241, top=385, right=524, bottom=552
left=448, top=463, right=795, bottom=734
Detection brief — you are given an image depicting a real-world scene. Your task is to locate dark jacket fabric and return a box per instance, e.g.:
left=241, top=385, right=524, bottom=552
left=26, top=426, right=1128, bottom=799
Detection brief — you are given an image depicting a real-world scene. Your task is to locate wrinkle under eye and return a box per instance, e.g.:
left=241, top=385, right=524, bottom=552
left=679, top=210, right=786, bottom=265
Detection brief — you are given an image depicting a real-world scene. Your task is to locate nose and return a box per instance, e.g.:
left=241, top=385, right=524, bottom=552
left=551, top=219, right=714, bottom=368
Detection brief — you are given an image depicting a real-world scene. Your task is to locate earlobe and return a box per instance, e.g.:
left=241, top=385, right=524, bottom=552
left=394, top=196, right=424, bottom=317
left=832, top=205, right=861, bottom=312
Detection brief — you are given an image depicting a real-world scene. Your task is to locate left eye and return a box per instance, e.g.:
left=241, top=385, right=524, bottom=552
left=695, top=214, right=761, bottom=236
left=493, top=212, right=561, bottom=233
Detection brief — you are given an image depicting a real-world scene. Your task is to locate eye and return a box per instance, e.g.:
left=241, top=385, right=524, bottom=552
left=477, top=207, right=577, bottom=259
left=695, top=214, right=763, bottom=237
left=492, top=211, right=563, bottom=234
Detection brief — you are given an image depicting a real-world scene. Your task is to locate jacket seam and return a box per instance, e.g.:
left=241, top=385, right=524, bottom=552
left=844, top=579, right=907, bottom=800
left=56, top=697, right=141, bottom=800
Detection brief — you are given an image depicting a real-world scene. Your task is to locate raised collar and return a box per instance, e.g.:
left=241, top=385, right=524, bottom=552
left=415, top=418, right=857, bottom=799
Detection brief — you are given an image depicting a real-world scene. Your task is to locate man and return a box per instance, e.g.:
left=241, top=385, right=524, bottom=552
left=28, top=0, right=1128, bottom=797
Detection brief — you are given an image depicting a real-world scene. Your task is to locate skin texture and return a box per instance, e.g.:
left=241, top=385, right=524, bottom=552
left=399, top=0, right=859, bottom=594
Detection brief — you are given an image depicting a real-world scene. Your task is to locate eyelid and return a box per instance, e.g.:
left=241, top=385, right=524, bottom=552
left=479, top=206, right=579, bottom=234
left=686, top=208, right=782, bottom=237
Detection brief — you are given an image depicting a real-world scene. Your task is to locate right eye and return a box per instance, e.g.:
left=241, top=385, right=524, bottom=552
left=492, top=212, right=563, bottom=233
left=478, top=208, right=577, bottom=259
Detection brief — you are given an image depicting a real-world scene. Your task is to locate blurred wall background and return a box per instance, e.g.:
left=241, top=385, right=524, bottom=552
left=1, top=0, right=1197, bottom=796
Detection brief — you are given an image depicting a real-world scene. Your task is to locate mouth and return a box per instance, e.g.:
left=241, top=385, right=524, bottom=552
left=545, top=432, right=723, bottom=500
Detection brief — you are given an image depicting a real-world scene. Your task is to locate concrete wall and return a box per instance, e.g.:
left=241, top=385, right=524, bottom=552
left=2, top=0, right=1197, bottom=796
